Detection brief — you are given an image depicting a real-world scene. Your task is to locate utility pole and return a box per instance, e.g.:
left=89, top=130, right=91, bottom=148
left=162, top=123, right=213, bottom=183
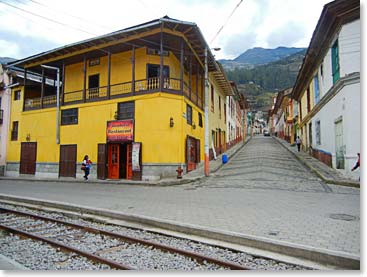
left=204, top=47, right=209, bottom=176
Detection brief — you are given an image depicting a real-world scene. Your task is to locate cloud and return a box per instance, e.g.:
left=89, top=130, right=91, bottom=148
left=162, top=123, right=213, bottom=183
left=0, top=30, right=60, bottom=59
left=221, top=32, right=257, bottom=59
left=265, top=21, right=307, bottom=48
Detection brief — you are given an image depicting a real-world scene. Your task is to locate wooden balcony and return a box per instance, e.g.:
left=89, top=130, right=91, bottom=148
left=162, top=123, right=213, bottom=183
left=24, top=77, right=203, bottom=111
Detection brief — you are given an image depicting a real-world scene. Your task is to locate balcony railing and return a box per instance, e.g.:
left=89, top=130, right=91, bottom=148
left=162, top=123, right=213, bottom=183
left=23, top=77, right=204, bottom=111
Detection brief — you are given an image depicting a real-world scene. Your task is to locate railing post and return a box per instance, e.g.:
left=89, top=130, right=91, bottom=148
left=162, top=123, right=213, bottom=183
left=180, top=38, right=184, bottom=94
left=107, top=51, right=111, bottom=99
left=41, top=67, right=45, bottom=109
left=61, top=62, right=65, bottom=105
left=83, top=55, right=87, bottom=103
left=159, top=22, right=164, bottom=92
left=132, top=46, right=135, bottom=95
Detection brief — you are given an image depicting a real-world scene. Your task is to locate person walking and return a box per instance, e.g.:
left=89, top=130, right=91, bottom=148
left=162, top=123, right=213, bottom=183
left=351, top=153, right=360, bottom=172
left=296, top=136, right=302, bottom=152
left=82, top=155, right=92, bottom=180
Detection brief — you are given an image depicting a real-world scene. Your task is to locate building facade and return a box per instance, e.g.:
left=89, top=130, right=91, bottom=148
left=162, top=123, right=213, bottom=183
left=292, top=0, right=360, bottom=178
left=6, top=17, right=233, bottom=181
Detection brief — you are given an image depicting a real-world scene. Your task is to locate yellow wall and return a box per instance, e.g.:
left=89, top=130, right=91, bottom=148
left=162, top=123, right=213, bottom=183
left=7, top=87, right=204, bottom=165
left=7, top=31, right=218, bottom=170
left=208, top=76, right=227, bottom=148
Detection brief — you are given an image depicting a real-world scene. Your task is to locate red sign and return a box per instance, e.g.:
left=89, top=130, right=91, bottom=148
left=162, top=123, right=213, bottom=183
left=107, top=120, right=134, bottom=142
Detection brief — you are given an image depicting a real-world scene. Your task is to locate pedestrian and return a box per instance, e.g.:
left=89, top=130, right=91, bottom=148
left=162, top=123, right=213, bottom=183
left=82, top=155, right=92, bottom=180
left=296, top=136, right=302, bottom=152
left=351, top=153, right=360, bottom=172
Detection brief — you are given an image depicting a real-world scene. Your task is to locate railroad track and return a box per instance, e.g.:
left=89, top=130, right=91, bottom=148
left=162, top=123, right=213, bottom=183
left=0, top=206, right=250, bottom=270
left=0, top=203, right=311, bottom=270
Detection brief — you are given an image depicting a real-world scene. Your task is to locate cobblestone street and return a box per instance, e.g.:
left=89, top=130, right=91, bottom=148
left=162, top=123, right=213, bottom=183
left=0, top=136, right=360, bottom=266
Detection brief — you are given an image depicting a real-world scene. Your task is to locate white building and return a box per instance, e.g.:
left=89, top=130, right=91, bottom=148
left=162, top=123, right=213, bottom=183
left=292, top=0, right=360, bottom=179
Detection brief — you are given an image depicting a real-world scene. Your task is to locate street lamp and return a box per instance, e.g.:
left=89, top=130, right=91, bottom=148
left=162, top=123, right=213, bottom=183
left=204, top=47, right=221, bottom=177
left=41, top=64, right=60, bottom=144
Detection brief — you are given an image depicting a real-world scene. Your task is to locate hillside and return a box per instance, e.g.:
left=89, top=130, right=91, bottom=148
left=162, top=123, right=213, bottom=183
left=219, top=46, right=306, bottom=70
left=221, top=48, right=306, bottom=116
left=225, top=49, right=306, bottom=91
left=0, top=57, right=16, bottom=64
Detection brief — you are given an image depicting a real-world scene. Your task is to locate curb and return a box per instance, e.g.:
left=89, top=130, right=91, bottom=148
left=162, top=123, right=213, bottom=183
left=0, top=194, right=360, bottom=270
left=273, top=137, right=360, bottom=188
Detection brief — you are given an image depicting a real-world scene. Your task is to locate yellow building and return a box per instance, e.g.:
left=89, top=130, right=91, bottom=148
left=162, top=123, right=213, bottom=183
left=6, top=17, right=232, bottom=181
left=297, top=80, right=315, bottom=153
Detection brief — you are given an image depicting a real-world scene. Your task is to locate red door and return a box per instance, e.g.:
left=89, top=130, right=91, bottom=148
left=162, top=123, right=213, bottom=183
left=126, top=144, right=133, bottom=180
left=108, top=144, right=119, bottom=179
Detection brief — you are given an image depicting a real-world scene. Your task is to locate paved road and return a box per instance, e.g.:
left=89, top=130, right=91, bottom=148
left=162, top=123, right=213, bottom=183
left=0, top=136, right=360, bottom=260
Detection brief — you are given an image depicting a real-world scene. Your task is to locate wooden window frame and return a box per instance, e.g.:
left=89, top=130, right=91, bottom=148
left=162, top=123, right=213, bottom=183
left=61, top=108, right=78, bottom=125
left=14, top=90, right=21, bottom=101
left=11, top=121, right=18, bottom=141
left=186, top=104, right=192, bottom=125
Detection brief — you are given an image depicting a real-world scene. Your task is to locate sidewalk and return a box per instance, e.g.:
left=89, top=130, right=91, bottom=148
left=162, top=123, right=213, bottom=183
left=0, top=137, right=250, bottom=187
left=274, top=137, right=360, bottom=188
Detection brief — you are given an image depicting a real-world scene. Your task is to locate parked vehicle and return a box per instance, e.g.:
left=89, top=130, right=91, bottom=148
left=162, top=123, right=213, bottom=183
left=263, top=130, right=270, bottom=136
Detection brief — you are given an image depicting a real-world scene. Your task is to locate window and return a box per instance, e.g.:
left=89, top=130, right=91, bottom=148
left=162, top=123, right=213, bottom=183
left=89, top=58, right=100, bottom=67
left=224, top=102, right=227, bottom=123
left=14, top=90, right=21, bottom=101
left=186, top=104, right=192, bottom=125
left=218, top=96, right=221, bottom=119
left=210, top=85, right=214, bottom=112
left=61, top=108, right=78, bottom=125
left=316, top=120, right=321, bottom=145
left=11, top=121, right=18, bottom=141
left=320, top=62, right=324, bottom=78
left=331, top=40, right=340, bottom=84
left=198, top=112, right=203, bottom=127
left=117, top=101, right=135, bottom=120
left=313, top=75, right=320, bottom=104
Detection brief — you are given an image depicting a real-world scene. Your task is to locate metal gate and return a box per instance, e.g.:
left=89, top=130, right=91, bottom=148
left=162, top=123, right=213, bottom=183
left=59, top=145, right=77, bottom=177
left=20, top=142, right=37, bottom=175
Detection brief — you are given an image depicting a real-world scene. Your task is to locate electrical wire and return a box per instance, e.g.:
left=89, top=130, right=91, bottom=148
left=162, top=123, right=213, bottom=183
left=25, top=0, right=113, bottom=32
left=0, top=0, right=98, bottom=36
left=210, top=0, right=243, bottom=44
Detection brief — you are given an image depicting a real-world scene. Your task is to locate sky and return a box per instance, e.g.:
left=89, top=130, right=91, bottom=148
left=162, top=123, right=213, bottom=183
left=0, top=0, right=334, bottom=61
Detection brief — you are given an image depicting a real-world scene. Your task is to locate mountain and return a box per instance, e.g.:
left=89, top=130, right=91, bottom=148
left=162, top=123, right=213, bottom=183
left=234, top=47, right=305, bottom=65
left=222, top=48, right=307, bottom=115
left=219, top=47, right=306, bottom=70
left=0, top=57, right=16, bottom=65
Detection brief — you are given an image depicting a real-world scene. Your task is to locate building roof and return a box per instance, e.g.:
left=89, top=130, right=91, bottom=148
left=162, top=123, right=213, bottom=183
left=9, top=16, right=219, bottom=73
left=291, top=0, right=360, bottom=100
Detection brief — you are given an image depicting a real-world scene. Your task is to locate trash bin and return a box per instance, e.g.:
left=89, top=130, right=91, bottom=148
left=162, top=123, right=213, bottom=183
left=222, top=154, right=228, bottom=164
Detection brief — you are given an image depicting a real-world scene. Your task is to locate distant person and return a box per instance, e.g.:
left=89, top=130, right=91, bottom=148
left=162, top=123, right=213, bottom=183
left=296, top=136, right=302, bottom=152
left=82, top=155, right=92, bottom=180
left=351, top=153, right=360, bottom=172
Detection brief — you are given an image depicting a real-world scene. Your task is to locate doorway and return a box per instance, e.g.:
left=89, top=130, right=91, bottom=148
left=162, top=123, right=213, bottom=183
left=59, top=145, right=77, bottom=177
left=20, top=142, right=37, bottom=175
left=107, top=143, right=132, bottom=179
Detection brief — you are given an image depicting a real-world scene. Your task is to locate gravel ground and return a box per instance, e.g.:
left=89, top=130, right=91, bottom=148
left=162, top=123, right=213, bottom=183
left=0, top=202, right=311, bottom=270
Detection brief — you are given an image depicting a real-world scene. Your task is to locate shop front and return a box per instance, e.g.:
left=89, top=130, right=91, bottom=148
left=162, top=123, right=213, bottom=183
left=98, top=119, right=142, bottom=180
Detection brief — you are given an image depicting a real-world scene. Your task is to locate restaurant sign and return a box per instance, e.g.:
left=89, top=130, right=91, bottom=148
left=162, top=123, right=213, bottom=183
left=107, top=120, right=134, bottom=142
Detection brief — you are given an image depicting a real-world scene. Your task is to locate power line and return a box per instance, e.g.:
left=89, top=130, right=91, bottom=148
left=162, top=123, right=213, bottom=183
left=0, top=0, right=98, bottom=36
left=26, top=0, right=113, bottom=32
left=210, top=0, right=243, bottom=44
